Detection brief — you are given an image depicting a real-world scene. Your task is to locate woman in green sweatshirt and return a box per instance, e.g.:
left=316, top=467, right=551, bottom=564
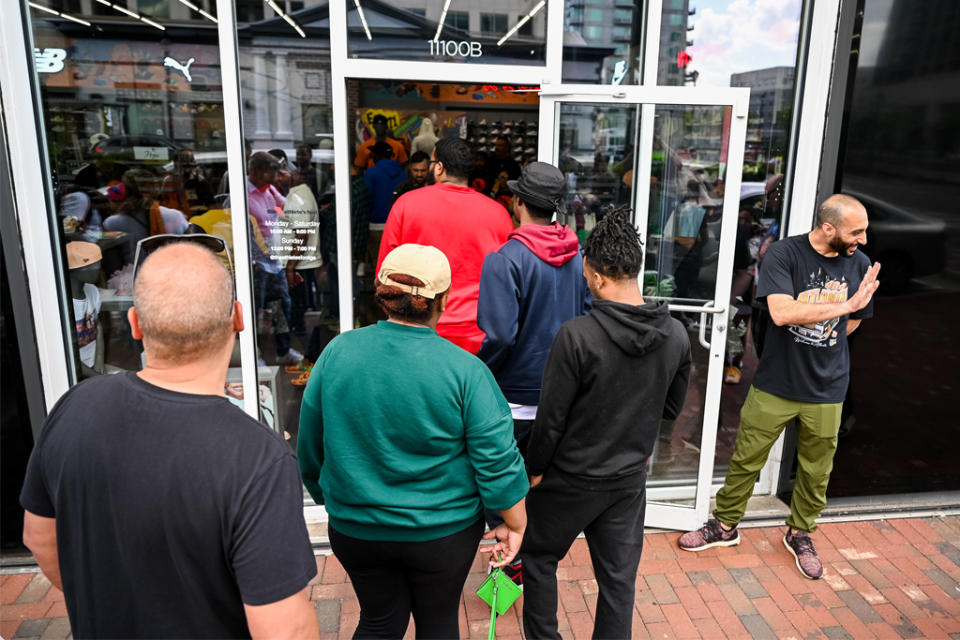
left=298, top=243, right=528, bottom=639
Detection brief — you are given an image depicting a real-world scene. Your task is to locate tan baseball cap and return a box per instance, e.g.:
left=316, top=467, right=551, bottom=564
left=66, top=241, right=102, bottom=270
left=377, top=244, right=451, bottom=299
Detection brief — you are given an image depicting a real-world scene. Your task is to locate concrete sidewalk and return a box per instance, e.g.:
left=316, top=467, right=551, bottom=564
left=2, top=516, right=959, bottom=639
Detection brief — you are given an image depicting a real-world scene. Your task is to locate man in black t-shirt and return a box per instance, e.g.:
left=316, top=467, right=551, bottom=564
left=21, top=241, right=319, bottom=638
left=678, top=194, right=881, bottom=580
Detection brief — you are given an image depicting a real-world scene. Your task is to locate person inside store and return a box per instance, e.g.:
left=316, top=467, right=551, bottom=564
left=476, top=161, right=592, bottom=588
left=297, top=243, right=528, bottom=640
left=377, top=138, right=514, bottom=354
left=488, top=135, right=522, bottom=182
left=161, top=148, right=214, bottom=218
left=364, top=142, right=408, bottom=227
left=520, top=210, right=691, bottom=639
left=667, top=178, right=710, bottom=304
left=678, top=194, right=880, bottom=581
left=488, top=168, right=514, bottom=213
left=102, top=169, right=169, bottom=266
left=293, top=142, right=322, bottom=203
left=354, top=113, right=408, bottom=171
left=276, top=154, right=321, bottom=338
left=21, top=238, right=319, bottom=638
left=226, top=152, right=303, bottom=365
left=218, top=139, right=254, bottom=200
left=67, top=241, right=104, bottom=378
left=470, top=150, right=491, bottom=194
left=391, top=150, right=430, bottom=203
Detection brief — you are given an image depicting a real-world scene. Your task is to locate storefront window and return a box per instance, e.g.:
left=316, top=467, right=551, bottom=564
left=227, top=1, right=333, bottom=446
left=346, top=0, right=548, bottom=65
left=562, top=0, right=643, bottom=85
left=27, top=1, right=229, bottom=382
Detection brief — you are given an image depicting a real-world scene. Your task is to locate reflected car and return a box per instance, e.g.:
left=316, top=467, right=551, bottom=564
left=844, top=191, right=948, bottom=290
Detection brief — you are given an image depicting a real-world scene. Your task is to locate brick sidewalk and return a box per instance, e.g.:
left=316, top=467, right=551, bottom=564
left=2, top=516, right=959, bottom=639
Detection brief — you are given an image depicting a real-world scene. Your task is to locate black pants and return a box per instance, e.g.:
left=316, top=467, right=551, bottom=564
left=521, top=472, right=646, bottom=640
left=484, top=419, right=533, bottom=533
left=329, top=519, right=484, bottom=639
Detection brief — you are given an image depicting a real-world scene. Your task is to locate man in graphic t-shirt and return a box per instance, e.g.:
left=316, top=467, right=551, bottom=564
left=678, top=194, right=881, bottom=580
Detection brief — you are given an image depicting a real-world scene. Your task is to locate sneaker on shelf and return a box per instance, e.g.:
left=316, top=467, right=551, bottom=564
left=783, top=529, right=823, bottom=579
left=285, top=359, right=313, bottom=374
left=291, top=370, right=312, bottom=386
left=502, top=560, right=523, bottom=590
left=278, top=348, right=304, bottom=366
left=723, top=365, right=742, bottom=384
left=677, top=519, right=740, bottom=551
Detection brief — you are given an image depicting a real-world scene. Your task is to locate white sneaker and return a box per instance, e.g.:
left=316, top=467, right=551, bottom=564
left=278, top=348, right=304, bottom=365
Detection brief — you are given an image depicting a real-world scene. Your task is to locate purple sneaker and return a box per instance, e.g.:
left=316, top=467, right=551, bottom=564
left=783, top=529, right=823, bottom=579
left=678, top=519, right=740, bottom=551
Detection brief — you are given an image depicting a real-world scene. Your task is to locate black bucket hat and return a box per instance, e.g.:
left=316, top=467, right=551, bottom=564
left=508, top=162, right=567, bottom=214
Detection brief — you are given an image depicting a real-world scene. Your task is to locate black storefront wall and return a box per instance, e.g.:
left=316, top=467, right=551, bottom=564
left=0, top=113, right=47, bottom=555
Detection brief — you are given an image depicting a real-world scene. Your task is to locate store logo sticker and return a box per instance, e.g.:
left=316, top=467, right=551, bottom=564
left=163, top=56, right=195, bottom=82
left=34, top=48, right=67, bottom=74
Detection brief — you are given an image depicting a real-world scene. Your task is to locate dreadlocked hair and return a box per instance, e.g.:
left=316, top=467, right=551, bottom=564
left=374, top=273, right=444, bottom=323
left=583, top=206, right=643, bottom=279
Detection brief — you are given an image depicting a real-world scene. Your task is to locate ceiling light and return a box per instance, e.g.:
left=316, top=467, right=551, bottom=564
left=177, top=0, right=218, bottom=24
left=353, top=0, right=372, bottom=41
left=28, top=1, right=93, bottom=26
left=433, top=0, right=451, bottom=42
left=498, top=0, right=545, bottom=47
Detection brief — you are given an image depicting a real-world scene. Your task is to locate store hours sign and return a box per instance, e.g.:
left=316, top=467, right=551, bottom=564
left=429, top=40, right=483, bottom=58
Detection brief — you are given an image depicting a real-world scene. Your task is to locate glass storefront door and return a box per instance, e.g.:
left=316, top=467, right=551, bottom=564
left=539, top=86, right=748, bottom=530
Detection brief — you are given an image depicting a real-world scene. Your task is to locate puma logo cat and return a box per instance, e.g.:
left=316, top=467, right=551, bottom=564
left=163, top=56, right=195, bottom=82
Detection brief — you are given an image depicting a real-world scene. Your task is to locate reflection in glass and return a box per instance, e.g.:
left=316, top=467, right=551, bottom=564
left=827, top=0, right=959, bottom=497
left=28, top=0, right=226, bottom=380
left=346, top=0, right=548, bottom=65
left=646, top=105, right=731, bottom=491
left=562, top=0, right=643, bottom=84
left=235, top=1, right=336, bottom=442
left=555, top=103, right=638, bottom=239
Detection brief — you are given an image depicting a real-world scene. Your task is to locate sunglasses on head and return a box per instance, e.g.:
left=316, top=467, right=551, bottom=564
left=133, top=233, right=236, bottom=313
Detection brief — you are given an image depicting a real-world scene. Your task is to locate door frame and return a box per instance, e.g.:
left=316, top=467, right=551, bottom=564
left=539, top=85, right=748, bottom=529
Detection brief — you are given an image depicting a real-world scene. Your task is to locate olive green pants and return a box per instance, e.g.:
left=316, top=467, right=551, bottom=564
left=714, top=386, right=842, bottom=533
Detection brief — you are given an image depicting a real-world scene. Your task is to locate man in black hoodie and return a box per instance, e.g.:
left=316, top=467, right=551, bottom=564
left=521, top=210, right=691, bottom=639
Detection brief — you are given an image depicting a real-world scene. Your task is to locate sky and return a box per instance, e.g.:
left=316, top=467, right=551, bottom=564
left=685, top=0, right=803, bottom=87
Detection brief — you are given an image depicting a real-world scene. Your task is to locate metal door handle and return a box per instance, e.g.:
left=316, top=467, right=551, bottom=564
left=667, top=302, right=726, bottom=349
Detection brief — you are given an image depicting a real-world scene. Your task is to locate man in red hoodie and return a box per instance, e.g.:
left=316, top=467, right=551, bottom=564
left=377, top=138, right=513, bottom=353
left=476, top=162, right=592, bottom=586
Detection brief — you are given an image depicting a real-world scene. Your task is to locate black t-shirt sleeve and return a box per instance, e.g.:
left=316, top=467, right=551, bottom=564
left=230, top=453, right=317, bottom=606
left=20, top=442, right=54, bottom=518
left=756, top=242, right=795, bottom=300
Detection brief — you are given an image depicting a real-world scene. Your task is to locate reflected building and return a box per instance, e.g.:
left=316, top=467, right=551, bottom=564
left=730, top=66, right=794, bottom=169
left=659, top=0, right=693, bottom=86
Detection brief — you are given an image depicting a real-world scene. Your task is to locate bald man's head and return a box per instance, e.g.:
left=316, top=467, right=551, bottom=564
left=133, top=243, right=235, bottom=364
left=816, top=194, right=865, bottom=228
left=816, top=194, right=869, bottom=257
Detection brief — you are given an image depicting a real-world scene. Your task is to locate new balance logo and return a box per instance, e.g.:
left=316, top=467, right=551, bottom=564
left=34, top=48, right=67, bottom=74
left=163, top=56, right=195, bottom=82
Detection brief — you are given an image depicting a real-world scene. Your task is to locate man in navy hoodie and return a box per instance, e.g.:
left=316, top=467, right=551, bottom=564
left=476, top=161, right=591, bottom=585
left=363, top=142, right=408, bottom=227
left=521, top=210, right=691, bottom=639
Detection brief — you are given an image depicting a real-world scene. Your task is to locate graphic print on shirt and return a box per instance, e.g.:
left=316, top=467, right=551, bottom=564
left=76, top=312, right=96, bottom=348
left=789, top=268, right=849, bottom=347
